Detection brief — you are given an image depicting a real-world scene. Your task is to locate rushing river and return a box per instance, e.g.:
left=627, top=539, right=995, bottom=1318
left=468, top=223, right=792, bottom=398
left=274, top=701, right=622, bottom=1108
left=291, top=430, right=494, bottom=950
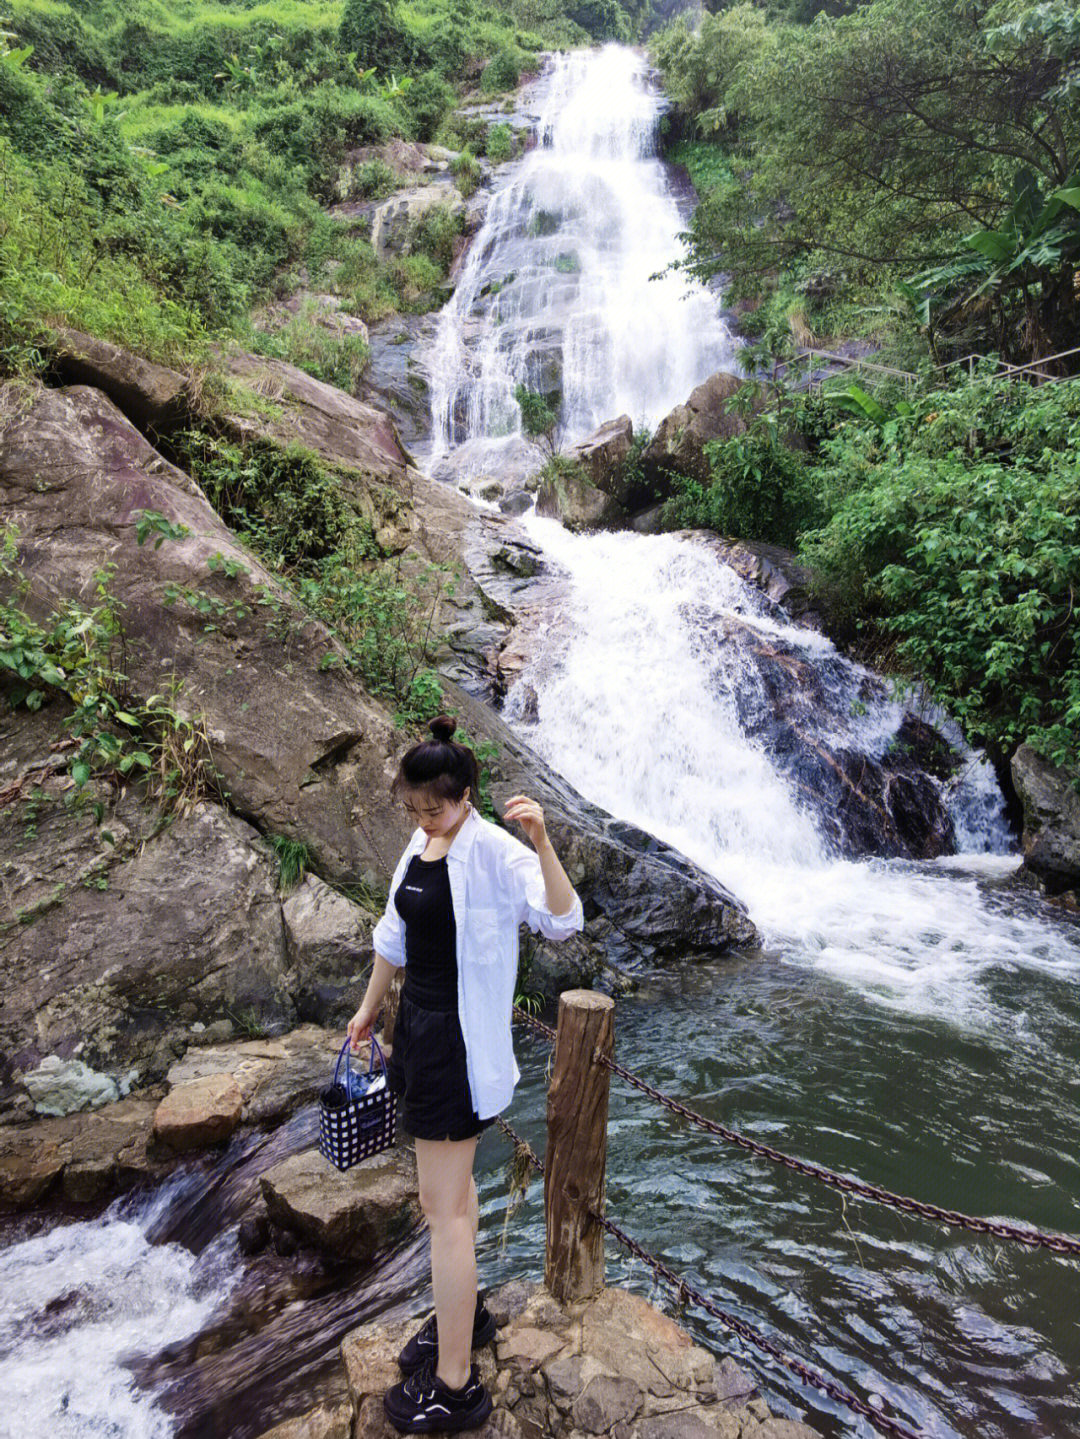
left=2, top=40, right=1078, bottom=1439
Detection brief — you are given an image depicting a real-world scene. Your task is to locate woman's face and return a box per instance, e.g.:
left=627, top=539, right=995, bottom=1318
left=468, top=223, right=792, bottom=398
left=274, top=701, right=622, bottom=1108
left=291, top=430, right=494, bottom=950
left=401, top=786, right=470, bottom=839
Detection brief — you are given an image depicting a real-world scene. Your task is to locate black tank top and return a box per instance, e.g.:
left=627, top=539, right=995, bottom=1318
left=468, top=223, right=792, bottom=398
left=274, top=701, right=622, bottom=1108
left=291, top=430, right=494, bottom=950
left=394, top=853, right=457, bottom=1011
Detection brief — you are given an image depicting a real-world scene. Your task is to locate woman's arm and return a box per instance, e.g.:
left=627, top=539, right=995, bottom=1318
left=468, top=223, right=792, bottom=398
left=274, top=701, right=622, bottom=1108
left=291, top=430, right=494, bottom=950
left=502, top=793, right=582, bottom=926
left=347, top=953, right=399, bottom=1051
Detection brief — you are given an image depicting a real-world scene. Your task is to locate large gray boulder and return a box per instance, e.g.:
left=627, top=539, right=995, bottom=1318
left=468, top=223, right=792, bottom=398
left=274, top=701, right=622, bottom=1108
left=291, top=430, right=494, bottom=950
left=1012, top=743, right=1080, bottom=895
left=642, top=370, right=758, bottom=484
left=535, top=416, right=640, bottom=532
left=1, top=797, right=291, bottom=1101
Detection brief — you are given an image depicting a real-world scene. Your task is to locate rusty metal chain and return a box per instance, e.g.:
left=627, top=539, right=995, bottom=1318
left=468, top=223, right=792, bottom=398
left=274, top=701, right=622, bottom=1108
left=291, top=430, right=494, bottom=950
left=513, top=1007, right=558, bottom=1042
left=511, top=1008, right=1080, bottom=1257
left=492, top=1116, right=921, bottom=1439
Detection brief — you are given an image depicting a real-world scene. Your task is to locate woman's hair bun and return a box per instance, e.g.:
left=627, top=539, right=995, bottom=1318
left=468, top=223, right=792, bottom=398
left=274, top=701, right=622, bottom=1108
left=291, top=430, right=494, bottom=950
left=428, top=714, right=457, bottom=744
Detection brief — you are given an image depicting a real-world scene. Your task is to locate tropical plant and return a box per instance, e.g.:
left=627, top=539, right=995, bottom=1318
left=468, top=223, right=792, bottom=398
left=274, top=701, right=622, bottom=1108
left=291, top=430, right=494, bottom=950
left=911, top=172, right=1080, bottom=363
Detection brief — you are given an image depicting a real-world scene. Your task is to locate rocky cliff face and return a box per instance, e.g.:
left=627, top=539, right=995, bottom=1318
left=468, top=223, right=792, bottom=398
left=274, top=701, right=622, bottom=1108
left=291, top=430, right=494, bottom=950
left=0, top=343, right=759, bottom=1121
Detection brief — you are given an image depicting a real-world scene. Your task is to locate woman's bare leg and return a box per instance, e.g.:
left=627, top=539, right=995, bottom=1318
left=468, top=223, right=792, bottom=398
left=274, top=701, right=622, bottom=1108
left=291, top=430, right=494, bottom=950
left=415, top=1136, right=479, bottom=1391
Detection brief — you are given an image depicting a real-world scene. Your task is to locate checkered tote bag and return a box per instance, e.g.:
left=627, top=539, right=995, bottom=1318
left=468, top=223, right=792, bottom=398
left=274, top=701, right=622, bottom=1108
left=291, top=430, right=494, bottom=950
left=318, top=1035, right=397, bottom=1171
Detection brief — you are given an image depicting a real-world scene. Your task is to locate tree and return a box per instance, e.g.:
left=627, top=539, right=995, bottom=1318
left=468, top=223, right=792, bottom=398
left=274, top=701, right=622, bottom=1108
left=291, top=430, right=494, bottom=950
left=657, top=0, right=1080, bottom=303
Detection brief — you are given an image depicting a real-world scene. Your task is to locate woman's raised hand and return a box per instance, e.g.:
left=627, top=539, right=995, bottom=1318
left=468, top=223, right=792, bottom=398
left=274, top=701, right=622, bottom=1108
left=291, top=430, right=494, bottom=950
left=502, top=793, right=549, bottom=850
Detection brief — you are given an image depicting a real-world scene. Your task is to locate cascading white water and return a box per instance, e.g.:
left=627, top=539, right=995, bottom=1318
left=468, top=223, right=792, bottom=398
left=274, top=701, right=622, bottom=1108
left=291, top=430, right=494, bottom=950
left=0, top=1175, right=241, bottom=1438
left=507, top=516, right=1080, bottom=1021
left=426, top=46, right=738, bottom=482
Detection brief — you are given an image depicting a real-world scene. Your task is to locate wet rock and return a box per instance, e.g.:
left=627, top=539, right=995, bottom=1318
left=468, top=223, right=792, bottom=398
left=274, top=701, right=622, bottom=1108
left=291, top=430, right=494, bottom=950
left=500, top=491, right=534, bottom=517
left=685, top=535, right=825, bottom=633
left=254, top=1401, right=353, bottom=1439
left=569, top=415, right=636, bottom=503
left=1012, top=743, right=1080, bottom=895
left=20, top=1056, right=120, bottom=1116
left=259, top=1145, right=420, bottom=1262
left=152, top=1074, right=244, bottom=1152
left=360, top=314, right=439, bottom=451
left=536, top=461, right=628, bottom=533
left=273, top=1225, right=299, bottom=1257
left=238, top=1208, right=271, bottom=1255
left=165, top=1025, right=352, bottom=1128
left=0, top=1097, right=161, bottom=1210
left=629, top=503, right=666, bottom=534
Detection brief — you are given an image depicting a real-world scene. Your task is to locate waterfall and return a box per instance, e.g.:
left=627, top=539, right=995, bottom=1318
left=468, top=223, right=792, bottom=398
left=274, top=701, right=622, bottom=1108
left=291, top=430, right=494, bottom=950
left=507, top=516, right=1080, bottom=1022
left=426, top=46, right=738, bottom=483
left=0, top=1173, right=241, bottom=1439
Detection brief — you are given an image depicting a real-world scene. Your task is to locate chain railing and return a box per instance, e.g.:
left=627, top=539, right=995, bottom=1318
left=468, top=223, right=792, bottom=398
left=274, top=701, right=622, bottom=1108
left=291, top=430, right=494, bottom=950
left=493, top=1113, right=923, bottom=1439
left=512, top=1007, right=1080, bottom=1258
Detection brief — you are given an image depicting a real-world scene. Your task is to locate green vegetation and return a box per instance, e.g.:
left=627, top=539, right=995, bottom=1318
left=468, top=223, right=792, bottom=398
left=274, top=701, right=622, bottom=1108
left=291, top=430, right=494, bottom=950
left=646, top=0, right=1080, bottom=782
left=269, top=833, right=311, bottom=890
left=0, top=0, right=647, bottom=381
left=651, top=0, right=1080, bottom=367
left=172, top=426, right=457, bottom=722
left=515, top=382, right=561, bottom=453
left=0, top=531, right=216, bottom=808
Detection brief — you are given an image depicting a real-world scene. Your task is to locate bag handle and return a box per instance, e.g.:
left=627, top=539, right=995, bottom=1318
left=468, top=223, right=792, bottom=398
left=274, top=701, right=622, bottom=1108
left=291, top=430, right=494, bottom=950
left=333, top=1033, right=388, bottom=1102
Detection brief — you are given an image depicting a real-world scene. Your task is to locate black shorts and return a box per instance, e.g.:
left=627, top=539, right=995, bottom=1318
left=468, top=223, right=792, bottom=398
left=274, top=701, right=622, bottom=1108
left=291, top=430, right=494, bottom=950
left=387, top=990, right=494, bottom=1143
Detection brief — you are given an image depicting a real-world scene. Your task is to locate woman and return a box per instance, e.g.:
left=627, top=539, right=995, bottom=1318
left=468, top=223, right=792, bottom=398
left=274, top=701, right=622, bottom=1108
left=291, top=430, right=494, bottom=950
left=347, top=714, right=584, bottom=1434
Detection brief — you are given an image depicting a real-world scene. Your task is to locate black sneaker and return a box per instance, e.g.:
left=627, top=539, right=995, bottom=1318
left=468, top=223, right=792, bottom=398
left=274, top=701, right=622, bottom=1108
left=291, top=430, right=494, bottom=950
left=384, top=1357, right=493, bottom=1433
left=398, top=1297, right=497, bottom=1375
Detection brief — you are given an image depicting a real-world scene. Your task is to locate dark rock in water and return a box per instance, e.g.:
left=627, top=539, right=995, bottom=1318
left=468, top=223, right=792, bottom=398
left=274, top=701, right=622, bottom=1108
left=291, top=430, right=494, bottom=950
left=685, top=534, right=826, bottom=634
left=1012, top=743, right=1080, bottom=895
left=500, top=490, right=534, bottom=517
left=238, top=1210, right=270, bottom=1256
left=272, top=1225, right=298, bottom=1258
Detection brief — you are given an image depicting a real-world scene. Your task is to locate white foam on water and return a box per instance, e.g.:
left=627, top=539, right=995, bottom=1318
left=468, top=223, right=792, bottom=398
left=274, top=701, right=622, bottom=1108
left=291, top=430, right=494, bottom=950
left=0, top=1183, right=240, bottom=1438
left=509, top=515, right=1080, bottom=1023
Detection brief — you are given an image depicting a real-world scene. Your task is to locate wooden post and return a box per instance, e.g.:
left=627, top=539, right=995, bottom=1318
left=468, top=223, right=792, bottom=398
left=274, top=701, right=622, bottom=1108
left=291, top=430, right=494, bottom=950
left=544, top=989, right=614, bottom=1302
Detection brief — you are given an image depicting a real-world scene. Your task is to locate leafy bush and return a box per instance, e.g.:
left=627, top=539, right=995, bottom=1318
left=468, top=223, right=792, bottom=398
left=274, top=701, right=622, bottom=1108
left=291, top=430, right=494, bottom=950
left=354, top=156, right=398, bottom=200
left=341, top=0, right=409, bottom=68
left=485, top=122, right=515, bottom=162
left=799, top=377, right=1080, bottom=769
left=409, top=201, right=463, bottom=270
left=480, top=46, right=522, bottom=93
left=451, top=148, right=481, bottom=198
left=661, top=429, right=819, bottom=547
left=177, top=432, right=378, bottom=572
left=400, top=69, right=455, bottom=143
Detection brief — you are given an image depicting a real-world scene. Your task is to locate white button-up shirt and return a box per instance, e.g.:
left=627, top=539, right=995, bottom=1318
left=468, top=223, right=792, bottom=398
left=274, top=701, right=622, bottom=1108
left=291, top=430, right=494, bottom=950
left=372, top=804, right=585, bottom=1119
